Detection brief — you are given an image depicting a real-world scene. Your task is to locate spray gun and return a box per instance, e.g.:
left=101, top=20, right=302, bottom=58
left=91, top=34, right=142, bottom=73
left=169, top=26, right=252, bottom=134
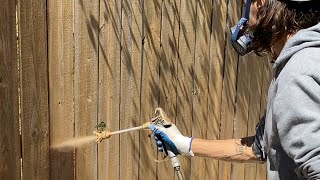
left=152, top=108, right=184, bottom=180
left=93, top=108, right=184, bottom=180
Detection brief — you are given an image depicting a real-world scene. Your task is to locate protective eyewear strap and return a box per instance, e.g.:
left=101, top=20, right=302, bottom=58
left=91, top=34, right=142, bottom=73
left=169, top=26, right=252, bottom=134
left=245, top=0, right=251, bottom=19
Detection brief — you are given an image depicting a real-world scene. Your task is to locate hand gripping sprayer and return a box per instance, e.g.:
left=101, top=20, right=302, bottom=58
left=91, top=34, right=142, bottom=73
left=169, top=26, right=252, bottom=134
left=151, top=108, right=184, bottom=180
left=93, top=108, right=184, bottom=180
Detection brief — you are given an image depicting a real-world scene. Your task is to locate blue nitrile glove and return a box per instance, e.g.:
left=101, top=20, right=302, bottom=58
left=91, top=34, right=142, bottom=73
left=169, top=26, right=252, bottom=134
left=149, top=124, right=194, bottom=156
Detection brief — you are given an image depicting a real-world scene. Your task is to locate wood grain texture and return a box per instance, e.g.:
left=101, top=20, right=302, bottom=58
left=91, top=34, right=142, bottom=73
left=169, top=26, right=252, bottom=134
left=139, top=0, right=161, bottom=178
left=74, top=0, right=99, bottom=179
left=191, top=0, right=212, bottom=178
left=14, top=0, right=272, bottom=178
left=244, top=55, right=262, bottom=180
left=0, top=1, right=21, bottom=179
left=218, top=0, right=242, bottom=179
left=231, top=0, right=250, bottom=172
left=98, top=0, right=121, bottom=179
left=119, top=0, right=142, bottom=179
left=256, top=58, right=272, bottom=180
left=48, top=0, right=75, bottom=179
left=230, top=56, right=250, bottom=180
left=176, top=0, right=197, bottom=178
left=206, top=0, right=228, bottom=179
left=19, top=0, right=50, bottom=179
left=157, top=0, right=180, bottom=179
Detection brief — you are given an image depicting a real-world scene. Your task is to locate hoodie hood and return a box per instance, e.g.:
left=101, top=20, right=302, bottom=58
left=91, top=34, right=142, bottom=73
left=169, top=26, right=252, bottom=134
left=274, top=23, right=320, bottom=69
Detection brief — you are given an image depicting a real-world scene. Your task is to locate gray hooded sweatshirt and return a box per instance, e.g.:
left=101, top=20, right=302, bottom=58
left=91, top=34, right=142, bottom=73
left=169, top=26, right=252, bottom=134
left=252, top=23, right=320, bottom=180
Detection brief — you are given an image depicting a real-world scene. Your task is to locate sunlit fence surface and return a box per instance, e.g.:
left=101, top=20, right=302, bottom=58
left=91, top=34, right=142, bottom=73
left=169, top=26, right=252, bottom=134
left=0, top=0, right=271, bottom=179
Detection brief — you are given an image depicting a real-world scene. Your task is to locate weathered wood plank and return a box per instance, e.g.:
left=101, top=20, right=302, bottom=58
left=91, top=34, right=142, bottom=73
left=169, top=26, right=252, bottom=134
left=256, top=58, right=271, bottom=180
left=191, top=0, right=212, bottom=178
left=139, top=0, right=161, bottom=178
left=119, top=0, right=142, bottom=179
left=230, top=55, right=250, bottom=180
left=19, top=0, right=50, bottom=179
left=74, top=0, right=99, bottom=179
left=230, top=0, right=251, bottom=171
left=244, top=55, right=262, bottom=180
left=48, top=0, right=75, bottom=179
left=218, top=0, right=242, bottom=179
left=157, top=0, right=180, bottom=179
left=98, top=0, right=121, bottom=179
left=0, top=1, right=21, bottom=179
left=206, top=0, right=228, bottom=179
left=176, top=0, right=197, bottom=178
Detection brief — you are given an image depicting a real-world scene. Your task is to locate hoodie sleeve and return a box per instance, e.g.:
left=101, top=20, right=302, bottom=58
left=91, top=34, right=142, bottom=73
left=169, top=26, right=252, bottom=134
left=273, top=74, right=320, bottom=180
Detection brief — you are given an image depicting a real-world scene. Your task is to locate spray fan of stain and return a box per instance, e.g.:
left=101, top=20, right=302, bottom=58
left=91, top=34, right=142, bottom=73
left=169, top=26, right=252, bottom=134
left=50, top=135, right=97, bottom=151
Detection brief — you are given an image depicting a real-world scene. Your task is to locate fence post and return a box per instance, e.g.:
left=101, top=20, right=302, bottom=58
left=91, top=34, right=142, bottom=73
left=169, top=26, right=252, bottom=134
left=19, top=0, right=50, bottom=179
left=0, top=1, right=21, bottom=179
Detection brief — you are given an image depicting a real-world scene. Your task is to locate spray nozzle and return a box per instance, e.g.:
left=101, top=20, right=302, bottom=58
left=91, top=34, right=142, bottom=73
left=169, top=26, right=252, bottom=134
left=96, top=121, right=107, bottom=132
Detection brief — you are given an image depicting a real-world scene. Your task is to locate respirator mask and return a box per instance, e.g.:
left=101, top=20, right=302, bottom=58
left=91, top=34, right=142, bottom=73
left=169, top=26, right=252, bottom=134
left=230, top=0, right=316, bottom=56
left=230, top=0, right=253, bottom=56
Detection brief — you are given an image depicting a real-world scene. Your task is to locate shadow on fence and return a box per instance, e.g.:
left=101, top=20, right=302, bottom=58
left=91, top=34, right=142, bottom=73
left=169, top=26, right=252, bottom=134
left=0, top=0, right=270, bottom=179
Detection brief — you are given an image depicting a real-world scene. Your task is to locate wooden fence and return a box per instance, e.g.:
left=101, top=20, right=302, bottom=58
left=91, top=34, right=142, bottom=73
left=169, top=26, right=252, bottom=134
left=0, top=0, right=272, bottom=179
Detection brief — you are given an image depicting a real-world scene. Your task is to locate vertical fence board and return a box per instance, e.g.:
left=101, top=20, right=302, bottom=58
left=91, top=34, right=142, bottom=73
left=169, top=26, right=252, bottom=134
left=157, top=0, right=180, bottom=179
left=139, top=0, right=161, bottom=178
left=48, top=0, right=75, bottom=179
left=231, top=0, right=249, bottom=173
left=98, top=0, right=121, bottom=179
left=256, top=59, right=271, bottom=180
left=218, top=0, right=242, bottom=179
left=74, top=0, right=99, bottom=179
left=206, top=0, right=228, bottom=179
left=243, top=56, right=261, bottom=179
left=230, top=57, right=250, bottom=180
left=176, top=0, right=196, bottom=178
left=19, top=0, right=50, bottom=179
left=191, top=0, right=212, bottom=178
left=0, top=1, right=21, bottom=179
left=119, top=0, right=142, bottom=179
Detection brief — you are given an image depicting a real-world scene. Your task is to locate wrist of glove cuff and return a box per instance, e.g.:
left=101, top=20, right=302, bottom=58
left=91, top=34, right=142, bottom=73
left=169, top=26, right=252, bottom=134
left=175, top=135, right=194, bottom=157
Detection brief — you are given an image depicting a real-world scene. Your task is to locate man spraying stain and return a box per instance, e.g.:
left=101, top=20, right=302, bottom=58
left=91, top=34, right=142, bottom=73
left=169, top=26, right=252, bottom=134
left=149, top=0, right=320, bottom=179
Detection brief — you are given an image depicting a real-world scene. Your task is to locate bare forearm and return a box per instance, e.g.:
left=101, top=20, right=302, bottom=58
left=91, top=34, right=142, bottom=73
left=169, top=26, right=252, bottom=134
left=191, top=138, right=263, bottom=163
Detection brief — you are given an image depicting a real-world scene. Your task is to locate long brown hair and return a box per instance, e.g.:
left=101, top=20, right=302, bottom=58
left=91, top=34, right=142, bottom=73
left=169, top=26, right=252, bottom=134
left=250, top=0, right=320, bottom=56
